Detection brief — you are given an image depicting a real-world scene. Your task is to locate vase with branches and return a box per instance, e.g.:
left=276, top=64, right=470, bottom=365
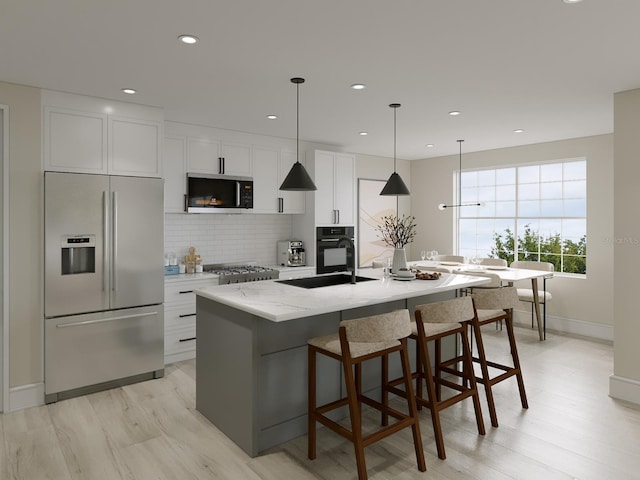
left=375, top=214, right=417, bottom=272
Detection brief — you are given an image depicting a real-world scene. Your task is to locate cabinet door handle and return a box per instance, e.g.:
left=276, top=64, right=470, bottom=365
left=179, top=336, right=196, bottom=342
left=178, top=313, right=196, bottom=318
left=336, top=209, right=340, bottom=224
left=179, top=290, right=194, bottom=294
left=278, top=197, right=284, bottom=213
left=218, top=157, right=225, bottom=174
left=184, top=194, right=188, bottom=212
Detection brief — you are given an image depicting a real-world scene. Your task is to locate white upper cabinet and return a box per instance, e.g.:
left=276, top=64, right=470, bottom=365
left=187, top=137, right=221, bottom=174
left=42, top=90, right=163, bottom=177
left=253, top=148, right=306, bottom=214
left=163, top=136, right=187, bottom=213
left=221, top=142, right=252, bottom=176
left=311, top=150, right=355, bottom=225
left=187, top=138, right=251, bottom=176
left=252, top=146, right=280, bottom=213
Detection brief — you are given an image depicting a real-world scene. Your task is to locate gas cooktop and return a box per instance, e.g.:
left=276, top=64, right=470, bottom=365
left=202, top=264, right=279, bottom=284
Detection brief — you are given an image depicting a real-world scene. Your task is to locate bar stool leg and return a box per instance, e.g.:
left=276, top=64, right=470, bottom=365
left=307, top=346, right=317, bottom=460
left=505, top=312, right=529, bottom=409
left=341, top=351, right=367, bottom=479
left=470, top=319, right=499, bottom=427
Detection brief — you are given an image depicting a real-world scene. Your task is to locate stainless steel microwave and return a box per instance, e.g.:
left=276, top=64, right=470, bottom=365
left=186, top=173, right=253, bottom=212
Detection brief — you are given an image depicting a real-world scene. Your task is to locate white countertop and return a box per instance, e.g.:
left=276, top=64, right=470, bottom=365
left=195, top=269, right=489, bottom=322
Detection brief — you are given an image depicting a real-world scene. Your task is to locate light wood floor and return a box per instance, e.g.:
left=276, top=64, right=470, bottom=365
left=2, top=326, right=639, bottom=480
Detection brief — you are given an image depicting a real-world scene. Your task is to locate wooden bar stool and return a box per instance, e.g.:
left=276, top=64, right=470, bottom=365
left=308, top=309, right=426, bottom=480
left=469, top=287, right=528, bottom=427
left=384, top=296, right=485, bottom=460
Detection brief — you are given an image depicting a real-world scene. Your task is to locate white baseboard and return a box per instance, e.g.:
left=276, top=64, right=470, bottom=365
left=609, top=375, right=640, bottom=405
left=8, top=382, right=44, bottom=411
left=513, top=310, right=613, bottom=342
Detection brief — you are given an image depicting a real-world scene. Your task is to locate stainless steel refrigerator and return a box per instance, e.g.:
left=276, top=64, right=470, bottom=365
left=44, top=172, right=164, bottom=403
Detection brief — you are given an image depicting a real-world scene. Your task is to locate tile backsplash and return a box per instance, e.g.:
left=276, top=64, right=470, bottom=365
left=164, top=213, right=293, bottom=266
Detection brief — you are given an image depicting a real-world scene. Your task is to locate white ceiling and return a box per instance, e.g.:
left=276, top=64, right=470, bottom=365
left=2, top=0, right=640, bottom=159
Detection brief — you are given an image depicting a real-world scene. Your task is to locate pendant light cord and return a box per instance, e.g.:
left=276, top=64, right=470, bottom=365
left=296, top=81, right=300, bottom=164
left=393, top=107, right=397, bottom=173
left=458, top=139, right=463, bottom=206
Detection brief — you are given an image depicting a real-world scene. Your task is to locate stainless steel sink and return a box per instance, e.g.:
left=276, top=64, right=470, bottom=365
left=276, top=274, right=376, bottom=289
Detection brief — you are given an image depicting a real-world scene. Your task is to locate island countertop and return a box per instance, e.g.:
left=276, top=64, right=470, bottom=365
left=194, top=269, right=489, bottom=322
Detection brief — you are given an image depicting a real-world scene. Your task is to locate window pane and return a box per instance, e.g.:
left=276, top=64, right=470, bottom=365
left=541, top=163, right=563, bottom=181
left=519, top=200, right=540, bottom=216
left=496, top=184, right=515, bottom=201
left=540, top=199, right=563, bottom=216
left=564, top=199, right=586, bottom=216
left=477, top=170, right=495, bottom=186
left=540, top=182, right=562, bottom=199
left=496, top=168, right=516, bottom=185
left=564, top=180, right=586, bottom=198
left=495, top=201, right=515, bottom=217
left=518, top=165, right=539, bottom=183
left=519, top=183, right=539, bottom=200
left=564, top=161, right=586, bottom=180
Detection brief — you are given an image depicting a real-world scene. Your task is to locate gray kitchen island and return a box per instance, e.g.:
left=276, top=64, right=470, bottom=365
left=194, top=270, right=487, bottom=457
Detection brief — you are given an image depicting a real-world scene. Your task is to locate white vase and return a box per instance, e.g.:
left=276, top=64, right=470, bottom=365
left=392, top=248, right=407, bottom=274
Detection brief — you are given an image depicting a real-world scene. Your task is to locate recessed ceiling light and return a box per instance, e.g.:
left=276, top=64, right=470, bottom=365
left=121, top=88, right=136, bottom=95
left=514, top=129, right=525, bottom=133
left=563, top=0, right=583, bottom=4
left=351, top=84, right=366, bottom=90
left=178, top=34, right=199, bottom=44
left=266, top=115, right=278, bottom=120
left=359, top=131, right=368, bottom=136
left=449, top=110, right=461, bottom=116
left=426, top=144, right=434, bottom=148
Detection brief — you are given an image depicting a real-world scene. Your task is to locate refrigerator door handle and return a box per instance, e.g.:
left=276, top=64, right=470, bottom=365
left=56, top=311, right=160, bottom=328
left=236, top=181, right=241, bottom=207
left=103, top=190, right=109, bottom=292
left=112, top=190, right=118, bottom=292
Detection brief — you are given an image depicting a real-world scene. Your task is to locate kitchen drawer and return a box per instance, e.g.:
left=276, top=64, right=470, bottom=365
left=164, top=305, right=196, bottom=330
left=165, top=278, right=218, bottom=306
left=165, top=325, right=196, bottom=356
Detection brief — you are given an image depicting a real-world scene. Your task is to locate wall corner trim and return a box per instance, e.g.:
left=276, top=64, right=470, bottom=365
left=8, top=381, right=45, bottom=412
left=609, top=374, right=640, bottom=406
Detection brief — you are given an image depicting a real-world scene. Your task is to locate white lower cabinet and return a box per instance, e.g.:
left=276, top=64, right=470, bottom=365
left=164, top=275, right=218, bottom=364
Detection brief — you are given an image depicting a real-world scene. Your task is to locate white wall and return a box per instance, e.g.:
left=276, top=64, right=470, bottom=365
left=164, top=213, right=293, bottom=266
left=611, top=88, right=640, bottom=404
left=410, top=134, right=614, bottom=338
left=0, top=82, right=42, bottom=396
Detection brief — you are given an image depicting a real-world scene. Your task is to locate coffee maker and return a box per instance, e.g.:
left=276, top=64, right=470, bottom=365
left=277, top=240, right=306, bottom=267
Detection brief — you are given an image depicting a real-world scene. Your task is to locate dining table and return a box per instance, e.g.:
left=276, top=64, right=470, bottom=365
left=408, top=260, right=553, bottom=341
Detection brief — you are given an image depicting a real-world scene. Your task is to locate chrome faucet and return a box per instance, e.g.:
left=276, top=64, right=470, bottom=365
left=337, top=236, right=357, bottom=284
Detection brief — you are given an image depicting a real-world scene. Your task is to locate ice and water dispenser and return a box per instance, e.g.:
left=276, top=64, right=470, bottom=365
left=61, top=235, right=96, bottom=275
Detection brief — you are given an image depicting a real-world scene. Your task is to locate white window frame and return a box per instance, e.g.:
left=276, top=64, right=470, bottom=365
left=457, top=157, right=587, bottom=275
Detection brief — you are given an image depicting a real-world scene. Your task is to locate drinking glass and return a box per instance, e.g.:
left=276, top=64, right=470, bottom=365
left=420, top=250, right=427, bottom=261
left=429, top=250, right=438, bottom=261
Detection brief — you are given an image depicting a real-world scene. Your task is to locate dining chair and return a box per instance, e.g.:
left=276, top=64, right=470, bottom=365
left=480, top=258, right=508, bottom=267
left=436, top=254, right=465, bottom=263
left=308, top=309, right=426, bottom=480
left=383, top=296, right=485, bottom=460
left=509, top=261, right=554, bottom=338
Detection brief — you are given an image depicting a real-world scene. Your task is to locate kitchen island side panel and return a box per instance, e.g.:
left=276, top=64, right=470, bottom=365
left=196, top=297, right=259, bottom=456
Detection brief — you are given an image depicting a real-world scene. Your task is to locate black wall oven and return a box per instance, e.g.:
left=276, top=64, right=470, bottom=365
left=316, top=226, right=355, bottom=274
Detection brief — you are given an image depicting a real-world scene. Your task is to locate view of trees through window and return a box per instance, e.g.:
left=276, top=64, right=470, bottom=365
left=458, top=159, right=587, bottom=274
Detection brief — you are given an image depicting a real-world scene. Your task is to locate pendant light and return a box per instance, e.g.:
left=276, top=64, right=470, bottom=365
left=380, top=103, right=410, bottom=196
left=438, top=139, right=481, bottom=210
left=280, top=77, right=317, bottom=191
